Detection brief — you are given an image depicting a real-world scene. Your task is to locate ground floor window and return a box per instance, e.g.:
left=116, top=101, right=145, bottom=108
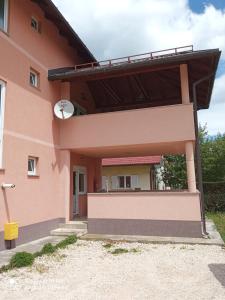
left=28, top=157, right=38, bottom=176
left=110, top=175, right=139, bottom=190
left=118, top=175, right=131, bottom=188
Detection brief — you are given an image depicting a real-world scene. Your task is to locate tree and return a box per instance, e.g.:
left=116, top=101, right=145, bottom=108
left=200, top=125, right=225, bottom=183
left=162, top=155, right=187, bottom=189
left=162, top=124, right=225, bottom=189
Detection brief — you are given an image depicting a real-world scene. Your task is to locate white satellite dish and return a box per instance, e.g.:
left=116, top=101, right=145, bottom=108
left=54, top=99, right=74, bottom=119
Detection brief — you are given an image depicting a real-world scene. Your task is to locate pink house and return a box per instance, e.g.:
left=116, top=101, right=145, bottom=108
left=0, top=0, right=221, bottom=250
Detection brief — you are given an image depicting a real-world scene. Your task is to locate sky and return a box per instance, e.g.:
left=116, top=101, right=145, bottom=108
left=53, top=0, right=225, bottom=135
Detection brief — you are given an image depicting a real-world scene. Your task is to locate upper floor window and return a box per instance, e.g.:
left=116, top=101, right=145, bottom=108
left=0, top=0, right=8, bottom=32
left=31, top=16, right=41, bottom=33
left=30, top=69, right=39, bottom=88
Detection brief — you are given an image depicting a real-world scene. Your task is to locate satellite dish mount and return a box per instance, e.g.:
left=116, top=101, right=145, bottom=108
left=54, top=99, right=74, bottom=119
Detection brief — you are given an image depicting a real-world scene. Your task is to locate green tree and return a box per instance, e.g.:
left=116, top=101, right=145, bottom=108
left=162, top=124, right=225, bottom=189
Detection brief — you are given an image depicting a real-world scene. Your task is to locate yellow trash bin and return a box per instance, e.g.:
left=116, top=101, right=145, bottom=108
left=4, top=222, right=19, bottom=240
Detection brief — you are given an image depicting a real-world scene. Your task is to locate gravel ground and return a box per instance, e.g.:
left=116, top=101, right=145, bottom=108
left=0, top=240, right=225, bottom=300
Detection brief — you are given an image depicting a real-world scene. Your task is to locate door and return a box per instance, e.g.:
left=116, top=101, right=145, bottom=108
left=73, top=167, right=87, bottom=216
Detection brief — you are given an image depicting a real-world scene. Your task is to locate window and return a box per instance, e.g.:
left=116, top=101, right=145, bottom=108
left=79, top=173, right=85, bottom=193
left=31, top=17, right=38, bottom=31
left=28, top=157, right=38, bottom=176
left=0, top=0, right=8, bottom=32
left=30, top=69, right=39, bottom=88
left=111, top=175, right=139, bottom=190
left=118, top=176, right=131, bottom=189
left=0, top=80, right=5, bottom=168
left=31, top=17, right=41, bottom=32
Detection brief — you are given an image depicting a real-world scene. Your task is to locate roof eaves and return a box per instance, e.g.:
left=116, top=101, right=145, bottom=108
left=48, top=48, right=220, bottom=81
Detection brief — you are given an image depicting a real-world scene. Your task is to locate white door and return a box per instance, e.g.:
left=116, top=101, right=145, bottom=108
left=73, top=167, right=87, bottom=215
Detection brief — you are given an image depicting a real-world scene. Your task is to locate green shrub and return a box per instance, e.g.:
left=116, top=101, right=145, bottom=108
left=0, top=264, right=11, bottom=274
left=33, top=251, right=42, bottom=258
left=9, top=252, right=34, bottom=269
left=111, top=248, right=129, bottom=255
left=203, top=182, right=225, bottom=212
left=103, top=243, right=113, bottom=249
left=41, top=243, right=55, bottom=255
left=55, top=235, right=77, bottom=249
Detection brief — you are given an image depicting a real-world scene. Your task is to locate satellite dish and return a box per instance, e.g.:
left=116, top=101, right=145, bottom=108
left=54, top=100, right=74, bottom=119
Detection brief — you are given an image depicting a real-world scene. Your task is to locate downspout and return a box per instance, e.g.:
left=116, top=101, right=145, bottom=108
left=192, top=73, right=214, bottom=236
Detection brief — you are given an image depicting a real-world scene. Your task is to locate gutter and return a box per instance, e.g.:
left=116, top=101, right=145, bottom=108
left=192, top=73, right=214, bottom=236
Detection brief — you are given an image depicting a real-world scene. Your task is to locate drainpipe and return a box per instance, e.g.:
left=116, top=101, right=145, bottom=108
left=192, top=73, right=214, bottom=236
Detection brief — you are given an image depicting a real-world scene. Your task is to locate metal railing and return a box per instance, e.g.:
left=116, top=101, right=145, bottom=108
left=74, top=45, right=193, bottom=71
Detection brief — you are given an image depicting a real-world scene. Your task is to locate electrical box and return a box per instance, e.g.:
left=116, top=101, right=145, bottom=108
left=4, top=222, right=18, bottom=240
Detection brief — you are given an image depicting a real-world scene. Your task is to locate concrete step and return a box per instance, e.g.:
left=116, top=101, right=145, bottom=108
left=50, top=228, right=87, bottom=237
left=59, top=222, right=87, bottom=230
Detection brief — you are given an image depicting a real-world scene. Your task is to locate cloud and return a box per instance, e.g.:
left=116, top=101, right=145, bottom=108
left=52, top=0, right=225, bottom=134
left=52, top=0, right=225, bottom=59
left=199, top=73, right=225, bottom=134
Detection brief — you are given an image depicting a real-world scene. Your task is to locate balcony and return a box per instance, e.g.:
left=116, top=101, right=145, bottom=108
left=59, top=103, right=195, bottom=157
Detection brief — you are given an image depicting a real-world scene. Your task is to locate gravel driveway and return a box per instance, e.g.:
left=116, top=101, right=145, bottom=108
left=0, top=240, right=225, bottom=300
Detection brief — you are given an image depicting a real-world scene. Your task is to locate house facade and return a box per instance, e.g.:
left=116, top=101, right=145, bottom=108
left=102, top=156, right=163, bottom=191
left=0, top=0, right=221, bottom=250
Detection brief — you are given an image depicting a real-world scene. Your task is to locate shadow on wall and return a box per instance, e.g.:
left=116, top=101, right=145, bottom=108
left=208, top=264, right=225, bottom=287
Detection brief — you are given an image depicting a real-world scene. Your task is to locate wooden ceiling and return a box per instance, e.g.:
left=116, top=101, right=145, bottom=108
left=49, top=49, right=221, bottom=112
left=87, top=67, right=182, bottom=112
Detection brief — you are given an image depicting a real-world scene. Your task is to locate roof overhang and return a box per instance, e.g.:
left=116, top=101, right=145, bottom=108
left=31, top=0, right=96, bottom=63
left=49, top=48, right=221, bottom=110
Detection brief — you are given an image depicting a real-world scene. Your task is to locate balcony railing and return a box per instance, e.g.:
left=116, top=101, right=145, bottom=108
left=74, top=45, right=193, bottom=71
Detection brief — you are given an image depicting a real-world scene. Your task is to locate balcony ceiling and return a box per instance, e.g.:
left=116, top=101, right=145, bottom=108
left=49, top=48, right=221, bottom=111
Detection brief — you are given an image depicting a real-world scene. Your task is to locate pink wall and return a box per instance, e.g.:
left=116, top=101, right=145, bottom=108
left=0, top=0, right=87, bottom=232
left=60, top=104, right=195, bottom=157
left=88, top=191, right=201, bottom=221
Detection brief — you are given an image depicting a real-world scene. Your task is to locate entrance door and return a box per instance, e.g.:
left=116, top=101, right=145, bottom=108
left=73, top=166, right=87, bottom=216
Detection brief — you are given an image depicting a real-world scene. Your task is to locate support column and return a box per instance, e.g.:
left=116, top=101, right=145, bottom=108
left=180, top=64, right=190, bottom=104
left=60, top=150, right=71, bottom=222
left=185, top=141, right=196, bottom=192
left=61, top=81, right=70, bottom=99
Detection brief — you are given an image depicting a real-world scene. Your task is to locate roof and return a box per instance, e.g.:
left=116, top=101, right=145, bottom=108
left=48, top=46, right=221, bottom=110
left=102, top=156, right=161, bottom=166
left=31, top=0, right=96, bottom=62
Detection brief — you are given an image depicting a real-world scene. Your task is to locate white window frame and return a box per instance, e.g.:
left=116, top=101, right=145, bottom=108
left=30, top=69, right=39, bottom=88
left=28, top=157, right=38, bottom=176
left=0, top=0, right=8, bottom=32
left=0, top=80, right=6, bottom=168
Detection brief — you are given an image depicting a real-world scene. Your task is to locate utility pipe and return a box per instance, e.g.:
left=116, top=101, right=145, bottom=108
left=192, top=73, right=214, bottom=236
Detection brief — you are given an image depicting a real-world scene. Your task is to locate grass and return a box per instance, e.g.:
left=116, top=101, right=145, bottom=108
left=103, top=243, right=113, bottom=249
left=0, top=235, right=77, bottom=274
left=109, top=247, right=140, bottom=255
left=110, top=248, right=129, bottom=255
left=207, top=212, right=225, bottom=242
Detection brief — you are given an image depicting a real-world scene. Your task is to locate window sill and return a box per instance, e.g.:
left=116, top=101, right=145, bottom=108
left=0, top=28, right=9, bottom=37
left=27, top=174, right=40, bottom=178
left=29, top=84, right=41, bottom=92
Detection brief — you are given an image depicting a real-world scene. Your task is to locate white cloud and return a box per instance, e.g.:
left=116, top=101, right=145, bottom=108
left=199, top=73, right=225, bottom=134
left=52, top=0, right=225, bottom=134
left=52, top=0, right=225, bottom=59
